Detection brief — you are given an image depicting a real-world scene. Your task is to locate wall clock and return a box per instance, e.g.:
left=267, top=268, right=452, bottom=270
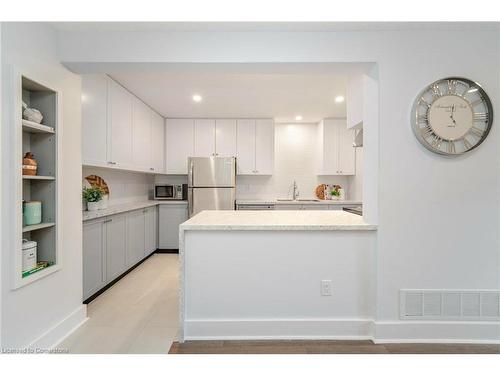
left=411, top=77, right=493, bottom=156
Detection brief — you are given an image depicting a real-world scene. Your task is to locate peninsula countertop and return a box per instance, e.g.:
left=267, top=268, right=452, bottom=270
left=180, top=210, right=376, bottom=231
left=82, top=200, right=188, bottom=221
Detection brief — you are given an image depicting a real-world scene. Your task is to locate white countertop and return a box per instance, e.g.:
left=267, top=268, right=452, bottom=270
left=180, top=210, right=376, bottom=231
left=236, top=199, right=362, bottom=205
left=82, top=200, right=188, bottom=221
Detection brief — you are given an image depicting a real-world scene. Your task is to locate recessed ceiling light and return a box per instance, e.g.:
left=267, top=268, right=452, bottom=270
left=295, top=115, right=303, bottom=121
left=334, top=96, right=345, bottom=103
left=192, top=94, right=203, bottom=102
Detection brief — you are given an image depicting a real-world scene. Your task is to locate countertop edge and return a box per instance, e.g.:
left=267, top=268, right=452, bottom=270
left=236, top=200, right=362, bottom=205
left=82, top=200, right=188, bottom=221
left=180, top=224, right=377, bottom=231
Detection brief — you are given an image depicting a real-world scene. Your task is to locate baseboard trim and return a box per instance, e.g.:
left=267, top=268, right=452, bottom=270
left=155, top=249, right=179, bottom=254
left=373, top=320, right=500, bottom=344
left=183, top=319, right=500, bottom=344
left=28, top=305, right=88, bottom=350
left=184, top=319, right=373, bottom=341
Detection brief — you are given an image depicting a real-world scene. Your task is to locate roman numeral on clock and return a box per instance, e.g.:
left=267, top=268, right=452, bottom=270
left=469, top=126, right=484, bottom=138
left=447, top=80, right=458, bottom=94
left=417, top=114, right=428, bottom=125
left=470, top=99, right=483, bottom=107
left=463, top=138, right=473, bottom=150
left=473, top=112, right=488, bottom=122
left=420, top=125, right=433, bottom=138
left=419, top=97, right=431, bottom=109
left=431, top=84, right=442, bottom=98
left=447, top=141, right=456, bottom=154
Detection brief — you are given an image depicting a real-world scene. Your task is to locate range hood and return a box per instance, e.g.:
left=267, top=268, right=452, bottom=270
left=353, top=129, right=363, bottom=147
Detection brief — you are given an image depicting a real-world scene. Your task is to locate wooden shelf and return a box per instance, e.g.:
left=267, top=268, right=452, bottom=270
left=23, top=175, right=55, bottom=180
left=22, top=119, right=55, bottom=134
left=22, top=222, right=55, bottom=233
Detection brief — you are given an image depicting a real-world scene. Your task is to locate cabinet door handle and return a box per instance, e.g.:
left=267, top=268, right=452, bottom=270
left=104, top=219, right=112, bottom=223
left=108, top=161, right=117, bottom=165
left=150, top=167, right=154, bottom=171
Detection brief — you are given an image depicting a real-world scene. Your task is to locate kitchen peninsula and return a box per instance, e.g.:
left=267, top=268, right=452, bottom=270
left=179, top=210, right=377, bottom=342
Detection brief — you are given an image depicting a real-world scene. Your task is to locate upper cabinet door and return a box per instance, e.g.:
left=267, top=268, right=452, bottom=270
left=151, top=111, right=165, bottom=173
left=236, top=119, right=256, bottom=175
left=337, top=123, right=356, bottom=175
left=108, top=79, right=133, bottom=168
left=321, top=119, right=340, bottom=175
left=166, top=119, right=194, bottom=174
left=215, top=119, right=237, bottom=157
left=194, top=119, right=216, bottom=157
left=255, top=119, right=274, bottom=175
left=82, top=75, right=108, bottom=167
left=317, top=119, right=355, bottom=175
left=132, top=97, right=152, bottom=170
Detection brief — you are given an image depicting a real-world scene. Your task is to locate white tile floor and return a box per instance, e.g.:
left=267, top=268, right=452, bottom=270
left=59, top=254, right=179, bottom=354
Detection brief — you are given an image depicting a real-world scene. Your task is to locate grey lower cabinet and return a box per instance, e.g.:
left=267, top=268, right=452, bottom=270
left=83, top=219, right=106, bottom=300
left=144, top=206, right=158, bottom=256
left=82, top=205, right=159, bottom=301
left=158, top=204, right=188, bottom=249
left=105, top=213, right=127, bottom=282
left=127, top=209, right=146, bottom=267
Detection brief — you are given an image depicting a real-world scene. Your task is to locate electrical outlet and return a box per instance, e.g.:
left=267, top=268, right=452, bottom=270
left=321, top=280, right=333, bottom=296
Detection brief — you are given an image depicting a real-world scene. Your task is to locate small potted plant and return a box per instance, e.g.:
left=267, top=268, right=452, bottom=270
left=330, top=185, right=342, bottom=200
left=83, top=186, right=104, bottom=211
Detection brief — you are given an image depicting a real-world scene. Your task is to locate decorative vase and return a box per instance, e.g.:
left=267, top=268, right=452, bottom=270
left=87, top=201, right=100, bottom=211
left=23, top=201, right=42, bottom=225
left=22, top=152, right=38, bottom=176
left=99, top=195, right=109, bottom=209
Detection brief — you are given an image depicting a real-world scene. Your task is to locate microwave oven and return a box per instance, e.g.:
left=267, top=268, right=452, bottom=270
left=154, top=184, right=187, bottom=200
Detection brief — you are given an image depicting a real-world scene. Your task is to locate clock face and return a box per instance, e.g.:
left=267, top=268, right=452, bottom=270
left=411, top=77, right=493, bottom=155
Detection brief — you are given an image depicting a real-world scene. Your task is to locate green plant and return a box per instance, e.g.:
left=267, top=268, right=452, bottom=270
left=82, top=186, right=104, bottom=203
left=330, top=185, right=341, bottom=197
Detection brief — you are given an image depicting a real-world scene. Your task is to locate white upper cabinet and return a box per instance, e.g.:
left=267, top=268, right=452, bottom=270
left=151, top=111, right=165, bottom=173
left=194, top=119, right=216, bottom=157
left=108, top=79, right=134, bottom=168
left=82, top=75, right=108, bottom=167
left=317, top=118, right=355, bottom=175
left=236, top=119, right=257, bottom=174
left=255, top=119, right=274, bottom=175
left=194, top=119, right=237, bottom=158
left=215, top=119, right=237, bottom=157
left=132, top=97, right=152, bottom=170
left=82, top=75, right=166, bottom=174
left=165, top=119, right=194, bottom=174
left=236, top=119, right=274, bottom=175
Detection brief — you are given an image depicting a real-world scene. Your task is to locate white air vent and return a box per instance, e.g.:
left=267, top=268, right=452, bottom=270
left=400, top=289, right=500, bottom=321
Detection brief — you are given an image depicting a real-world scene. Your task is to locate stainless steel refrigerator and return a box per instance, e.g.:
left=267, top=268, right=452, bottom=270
left=188, top=156, right=236, bottom=217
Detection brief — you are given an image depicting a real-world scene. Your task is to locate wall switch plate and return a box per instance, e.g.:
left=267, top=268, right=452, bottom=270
left=321, top=280, right=333, bottom=296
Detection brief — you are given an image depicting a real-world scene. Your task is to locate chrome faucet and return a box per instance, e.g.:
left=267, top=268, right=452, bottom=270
left=292, top=180, right=300, bottom=201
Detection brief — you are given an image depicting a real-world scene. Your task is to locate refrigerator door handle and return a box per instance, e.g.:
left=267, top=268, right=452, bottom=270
left=188, top=158, right=195, bottom=187
left=188, top=188, right=194, bottom=217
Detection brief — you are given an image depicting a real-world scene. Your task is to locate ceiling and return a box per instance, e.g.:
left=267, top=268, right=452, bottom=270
left=109, top=70, right=346, bottom=123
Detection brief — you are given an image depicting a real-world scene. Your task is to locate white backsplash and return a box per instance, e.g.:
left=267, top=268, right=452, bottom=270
left=83, top=166, right=155, bottom=206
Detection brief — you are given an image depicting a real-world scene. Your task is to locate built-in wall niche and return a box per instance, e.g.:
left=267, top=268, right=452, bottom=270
left=15, top=74, right=61, bottom=288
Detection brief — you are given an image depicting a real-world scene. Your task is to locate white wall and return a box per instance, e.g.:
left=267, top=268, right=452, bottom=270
left=1, top=23, right=85, bottom=348
left=237, top=122, right=350, bottom=200
left=57, top=27, right=500, bottom=341
left=83, top=166, right=154, bottom=206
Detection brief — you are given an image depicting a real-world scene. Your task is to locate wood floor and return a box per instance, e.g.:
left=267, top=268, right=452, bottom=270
left=169, top=340, right=500, bottom=354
